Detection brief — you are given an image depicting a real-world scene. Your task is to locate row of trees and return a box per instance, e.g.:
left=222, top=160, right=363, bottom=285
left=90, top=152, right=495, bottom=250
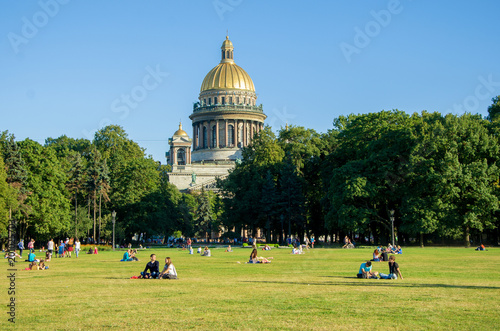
left=0, top=126, right=219, bottom=248
left=2, top=97, right=500, bottom=247
left=221, top=98, right=500, bottom=246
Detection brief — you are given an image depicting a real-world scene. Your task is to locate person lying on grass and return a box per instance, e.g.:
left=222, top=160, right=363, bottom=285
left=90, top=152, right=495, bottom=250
left=379, top=255, right=404, bottom=280
left=357, top=261, right=378, bottom=279
left=141, top=254, right=160, bottom=279
left=158, top=257, right=177, bottom=279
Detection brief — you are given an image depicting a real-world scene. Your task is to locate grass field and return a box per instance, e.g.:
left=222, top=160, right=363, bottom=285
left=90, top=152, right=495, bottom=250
left=4, top=246, right=500, bottom=330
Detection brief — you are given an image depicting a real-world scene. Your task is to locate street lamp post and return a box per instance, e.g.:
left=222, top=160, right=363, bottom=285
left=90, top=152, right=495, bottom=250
left=390, top=209, right=395, bottom=247
left=112, top=210, right=116, bottom=251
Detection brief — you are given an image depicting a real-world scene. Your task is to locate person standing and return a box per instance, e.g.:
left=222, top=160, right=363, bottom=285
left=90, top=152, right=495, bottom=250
left=187, top=238, right=192, bottom=251
left=47, top=239, right=54, bottom=258
left=18, top=239, right=25, bottom=257
left=28, top=238, right=35, bottom=253
left=311, top=236, right=315, bottom=249
left=58, top=240, right=65, bottom=258
left=75, top=238, right=81, bottom=258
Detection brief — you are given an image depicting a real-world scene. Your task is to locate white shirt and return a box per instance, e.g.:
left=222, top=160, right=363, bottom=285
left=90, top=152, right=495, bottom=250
left=47, top=241, right=54, bottom=250
left=75, top=241, right=80, bottom=250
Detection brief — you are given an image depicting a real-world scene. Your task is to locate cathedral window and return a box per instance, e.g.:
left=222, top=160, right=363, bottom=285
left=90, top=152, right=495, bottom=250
left=222, top=97, right=225, bottom=104
left=208, top=98, right=211, bottom=105
left=229, top=96, right=233, bottom=104
left=214, top=97, right=218, bottom=105
left=177, top=149, right=185, bottom=165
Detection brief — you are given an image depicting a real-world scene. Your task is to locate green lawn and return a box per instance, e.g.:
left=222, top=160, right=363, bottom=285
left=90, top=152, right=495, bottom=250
left=4, top=246, right=500, bottom=330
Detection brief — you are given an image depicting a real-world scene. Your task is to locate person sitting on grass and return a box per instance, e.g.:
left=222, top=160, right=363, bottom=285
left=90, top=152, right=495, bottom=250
left=197, top=247, right=202, bottom=254
left=4, top=251, right=22, bottom=259
left=475, top=244, right=486, bottom=251
left=87, top=247, right=93, bottom=254
left=26, top=251, right=36, bottom=262
left=248, top=249, right=272, bottom=263
left=396, top=245, right=403, bottom=254
left=262, top=244, right=271, bottom=251
left=121, top=249, right=134, bottom=262
left=379, top=255, right=404, bottom=280
left=201, top=246, right=211, bottom=257
left=159, top=257, right=177, bottom=279
left=291, top=245, right=301, bottom=254
left=45, top=250, right=51, bottom=262
left=357, top=261, right=378, bottom=279
left=226, top=245, right=232, bottom=252
left=38, top=260, right=47, bottom=270
left=371, top=249, right=381, bottom=262
left=141, top=254, right=160, bottom=279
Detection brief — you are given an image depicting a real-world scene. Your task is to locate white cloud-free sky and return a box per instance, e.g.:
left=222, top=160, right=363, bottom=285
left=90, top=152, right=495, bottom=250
left=2, top=0, right=499, bottom=162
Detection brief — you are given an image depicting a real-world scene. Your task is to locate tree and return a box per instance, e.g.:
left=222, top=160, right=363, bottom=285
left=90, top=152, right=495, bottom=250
left=487, top=96, right=500, bottom=122
left=2, top=134, right=30, bottom=239
left=195, top=190, right=216, bottom=241
left=18, top=139, right=72, bottom=240
left=0, top=151, right=18, bottom=247
left=67, top=153, right=86, bottom=238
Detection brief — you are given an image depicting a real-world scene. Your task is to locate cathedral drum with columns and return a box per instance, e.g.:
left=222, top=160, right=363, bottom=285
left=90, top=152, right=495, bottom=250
left=166, top=36, right=266, bottom=191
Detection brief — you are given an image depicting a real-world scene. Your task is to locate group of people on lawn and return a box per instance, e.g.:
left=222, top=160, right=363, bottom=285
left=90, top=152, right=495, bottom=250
left=139, top=254, right=177, bottom=279
left=358, top=255, right=403, bottom=280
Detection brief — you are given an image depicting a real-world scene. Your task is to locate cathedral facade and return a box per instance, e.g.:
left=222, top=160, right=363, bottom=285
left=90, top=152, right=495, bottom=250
left=166, top=36, right=266, bottom=191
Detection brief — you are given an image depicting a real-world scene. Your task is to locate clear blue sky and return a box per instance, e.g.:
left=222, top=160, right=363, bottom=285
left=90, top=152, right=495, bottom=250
left=2, top=0, right=499, bottom=162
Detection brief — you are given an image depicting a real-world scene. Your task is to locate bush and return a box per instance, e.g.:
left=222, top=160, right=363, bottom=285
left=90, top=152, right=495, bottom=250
left=242, top=243, right=248, bottom=247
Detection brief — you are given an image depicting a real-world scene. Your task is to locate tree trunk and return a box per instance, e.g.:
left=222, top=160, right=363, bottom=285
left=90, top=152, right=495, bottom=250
left=420, top=232, right=424, bottom=248
left=464, top=226, right=470, bottom=248
left=93, top=190, right=96, bottom=244
left=98, top=192, right=102, bottom=245
left=74, top=190, right=78, bottom=238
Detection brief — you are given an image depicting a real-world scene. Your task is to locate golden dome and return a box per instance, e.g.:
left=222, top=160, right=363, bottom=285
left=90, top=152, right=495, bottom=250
left=200, top=63, right=255, bottom=92
left=174, top=122, right=188, bottom=136
left=200, top=37, right=255, bottom=92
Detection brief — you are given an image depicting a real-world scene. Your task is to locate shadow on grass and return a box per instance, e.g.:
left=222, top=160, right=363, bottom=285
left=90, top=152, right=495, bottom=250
left=240, top=280, right=500, bottom=290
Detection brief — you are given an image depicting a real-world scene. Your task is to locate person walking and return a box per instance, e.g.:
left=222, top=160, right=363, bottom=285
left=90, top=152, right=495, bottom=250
left=75, top=238, right=81, bottom=258
left=47, top=239, right=54, bottom=258
left=28, top=238, right=35, bottom=253
left=18, top=239, right=25, bottom=257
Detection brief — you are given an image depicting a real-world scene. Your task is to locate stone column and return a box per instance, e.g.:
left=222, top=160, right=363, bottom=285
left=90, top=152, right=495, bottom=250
left=215, top=120, right=219, bottom=148
left=243, top=120, right=247, bottom=147
left=207, top=121, right=211, bottom=149
left=234, top=119, right=239, bottom=147
left=172, top=147, right=176, bottom=165
left=225, top=120, right=228, bottom=148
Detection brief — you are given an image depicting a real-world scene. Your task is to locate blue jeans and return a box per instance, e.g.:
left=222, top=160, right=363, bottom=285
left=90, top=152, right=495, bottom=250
left=141, top=271, right=159, bottom=279
left=379, top=273, right=397, bottom=279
